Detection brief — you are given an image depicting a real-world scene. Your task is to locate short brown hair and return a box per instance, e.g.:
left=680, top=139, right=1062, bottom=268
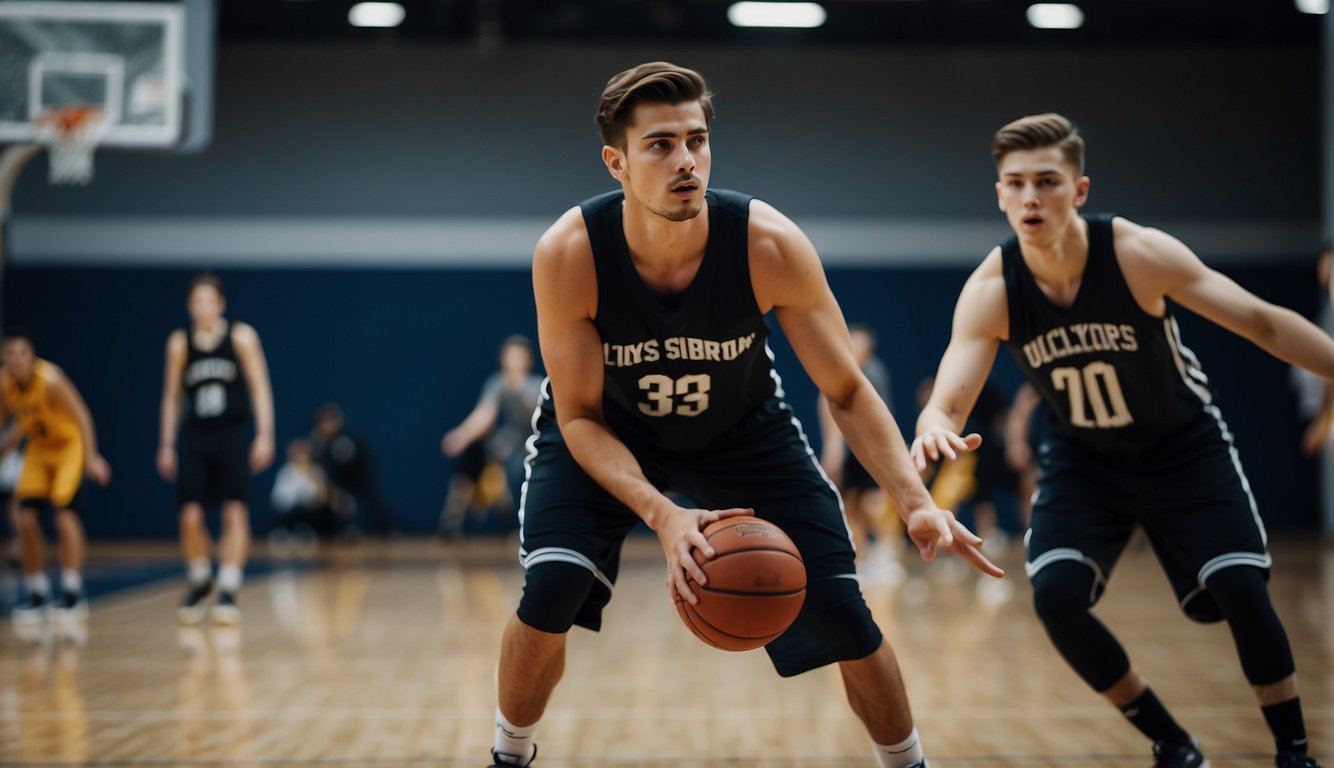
left=189, top=271, right=225, bottom=300
left=595, top=61, right=714, bottom=149
left=992, top=113, right=1085, bottom=174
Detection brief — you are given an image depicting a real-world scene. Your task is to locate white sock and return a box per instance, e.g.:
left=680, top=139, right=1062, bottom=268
left=217, top=564, right=243, bottom=593
left=26, top=571, right=51, bottom=597
left=187, top=558, right=212, bottom=586
left=874, top=727, right=927, bottom=768
left=61, top=569, right=82, bottom=594
left=494, top=707, right=538, bottom=765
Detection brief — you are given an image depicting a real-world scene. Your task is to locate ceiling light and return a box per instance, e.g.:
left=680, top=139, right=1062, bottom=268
left=348, top=2, right=406, bottom=28
left=1026, top=3, right=1084, bottom=29
left=1295, top=0, right=1328, bottom=13
left=727, top=2, right=827, bottom=29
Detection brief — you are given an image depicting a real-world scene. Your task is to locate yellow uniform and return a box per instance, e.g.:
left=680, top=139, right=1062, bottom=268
left=2, top=359, right=84, bottom=508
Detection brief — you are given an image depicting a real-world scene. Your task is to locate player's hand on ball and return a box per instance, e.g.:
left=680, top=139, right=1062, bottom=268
left=658, top=505, right=753, bottom=605
left=906, top=505, right=1004, bottom=578
left=910, top=429, right=982, bottom=472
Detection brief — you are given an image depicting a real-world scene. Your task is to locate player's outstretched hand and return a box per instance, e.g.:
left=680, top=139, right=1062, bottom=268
left=905, top=505, right=1004, bottom=578
left=910, top=429, right=982, bottom=472
left=660, top=506, right=754, bottom=606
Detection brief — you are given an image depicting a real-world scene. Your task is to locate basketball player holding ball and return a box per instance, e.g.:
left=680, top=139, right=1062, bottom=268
left=486, top=61, right=1002, bottom=768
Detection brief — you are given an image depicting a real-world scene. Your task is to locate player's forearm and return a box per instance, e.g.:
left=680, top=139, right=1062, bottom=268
left=830, top=387, right=933, bottom=514
left=250, top=385, right=275, bottom=441
left=75, top=407, right=100, bottom=460
left=560, top=416, right=678, bottom=528
left=1260, top=308, right=1334, bottom=381
left=159, top=394, right=180, bottom=449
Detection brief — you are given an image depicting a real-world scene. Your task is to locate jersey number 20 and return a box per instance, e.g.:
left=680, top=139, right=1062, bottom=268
left=1051, top=362, right=1133, bottom=428
left=638, top=374, right=710, bottom=417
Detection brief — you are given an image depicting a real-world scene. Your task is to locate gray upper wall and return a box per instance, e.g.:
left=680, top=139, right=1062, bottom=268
left=8, top=42, right=1322, bottom=263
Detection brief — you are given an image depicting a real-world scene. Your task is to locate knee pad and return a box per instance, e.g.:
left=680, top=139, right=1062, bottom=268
left=1031, top=560, right=1128, bottom=692
left=765, top=579, right=883, bottom=678
left=516, top=561, right=605, bottom=634
left=1205, top=566, right=1294, bottom=686
left=1031, top=559, right=1099, bottom=627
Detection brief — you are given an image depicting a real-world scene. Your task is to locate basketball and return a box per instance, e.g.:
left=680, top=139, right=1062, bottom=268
left=674, top=517, right=806, bottom=651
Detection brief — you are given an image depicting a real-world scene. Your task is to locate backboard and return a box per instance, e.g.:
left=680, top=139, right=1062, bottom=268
left=0, top=0, right=215, bottom=153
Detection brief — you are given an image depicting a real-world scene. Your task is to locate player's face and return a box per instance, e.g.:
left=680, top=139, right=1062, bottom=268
left=603, top=100, right=711, bottom=222
left=2, top=339, right=34, bottom=383
left=500, top=344, right=533, bottom=376
left=995, top=147, right=1090, bottom=247
left=188, top=284, right=226, bottom=326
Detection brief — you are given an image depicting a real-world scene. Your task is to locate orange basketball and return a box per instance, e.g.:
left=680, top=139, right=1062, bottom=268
left=674, top=516, right=806, bottom=651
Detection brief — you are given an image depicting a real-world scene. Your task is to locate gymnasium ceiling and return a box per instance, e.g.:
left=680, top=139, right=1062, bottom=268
left=218, top=0, right=1322, bottom=47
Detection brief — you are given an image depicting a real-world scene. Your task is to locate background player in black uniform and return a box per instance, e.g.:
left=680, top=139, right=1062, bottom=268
left=158, top=273, right=275, bottom=625
left=486, top=61, right=1002, bottom=768
left=912, top=113, right=1333, bottom=768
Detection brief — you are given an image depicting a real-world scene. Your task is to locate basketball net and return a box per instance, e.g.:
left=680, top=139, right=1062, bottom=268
left=32, top=106, right=107, bottom=185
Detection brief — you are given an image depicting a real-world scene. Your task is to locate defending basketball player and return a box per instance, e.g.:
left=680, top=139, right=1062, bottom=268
left=912, top=113, right=1331, bottom=768
left=0, top=330, right=111, bottom=623
left=158, top=273, right=275, bottom=625
left=486, top=62, right=1002, bottom=768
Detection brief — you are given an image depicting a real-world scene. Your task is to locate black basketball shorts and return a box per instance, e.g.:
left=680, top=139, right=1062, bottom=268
left=177, top=421, right=251, bottom=507
left=1024, top=410, right=1269, bottom=623
left=517, top=393, right=883, bottom=676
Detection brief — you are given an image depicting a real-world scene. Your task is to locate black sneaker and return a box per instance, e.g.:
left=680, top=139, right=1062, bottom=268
left=211, top=591, right=241, bottom=625
left=177, top=579, right=213, bottom=625
left=1277, top=754, right=1323, bottom=768
left=12, top=591, right=49, bottom=625
left=55, top=591, right=89, bottom=621
left=1153, top=740, right=1208, bottom=768
left=489, top=745, right=536, bottom=767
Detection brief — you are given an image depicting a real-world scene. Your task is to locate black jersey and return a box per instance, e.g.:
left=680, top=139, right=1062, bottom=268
left=579, top=188, right=777, bottom=453
left=182, top=323, right=250, bottom=426
left=1001, top=214, right=1215, bottom=457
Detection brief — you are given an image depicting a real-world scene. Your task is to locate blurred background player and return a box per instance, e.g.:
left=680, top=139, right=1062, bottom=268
left=1002, top=382, right=1043, bottom=527
left=817, top=324, right=904, bottom=585
left=269, top=437, right=339, bottom=547
left=158, top=273, right=275, bottom=625
left=439, top=335, right=542, bottom=539
left=310, top=403, right=394, bottom=539
left=1291, top=243, right=1334, bottom=521
left=1, top=330, right=111, bottom=623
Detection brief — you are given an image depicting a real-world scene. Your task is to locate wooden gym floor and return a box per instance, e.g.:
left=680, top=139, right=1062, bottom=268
left=0, top=534, right=1330, bottom=767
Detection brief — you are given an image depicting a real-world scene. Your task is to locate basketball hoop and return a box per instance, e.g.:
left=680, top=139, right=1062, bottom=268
left=32, top=106, right=108, bottom=185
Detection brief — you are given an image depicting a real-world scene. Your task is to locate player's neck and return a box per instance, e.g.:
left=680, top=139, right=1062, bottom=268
left=193, top=318, right=226, bottom=335
left=1019, top=216, right=1089, bottom=282
left=621, top=200, right=709, bottom=270
left=1018, top=217, right=1090, bottom=307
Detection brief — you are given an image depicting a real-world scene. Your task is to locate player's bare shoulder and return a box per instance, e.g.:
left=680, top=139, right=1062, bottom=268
left=745, top=198, right=806, bottom=266
left=1110, top=215, right=1194, bottom=270
left=230, top=321, right=262, bottom=349
left=956, top=246, right=1010, bottom=340
left=166, top=327, right=187, bottom=352
left=533, top=205, right=596, bottom=316
left=534, top=206, right=593, bottom=269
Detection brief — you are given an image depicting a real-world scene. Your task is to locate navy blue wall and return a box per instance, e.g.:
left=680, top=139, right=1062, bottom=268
left=4, top=261, right=1320, bottom=538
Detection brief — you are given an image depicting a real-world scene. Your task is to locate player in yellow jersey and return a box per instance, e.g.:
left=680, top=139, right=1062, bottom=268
left=0, top=331, right=111, bottom=623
